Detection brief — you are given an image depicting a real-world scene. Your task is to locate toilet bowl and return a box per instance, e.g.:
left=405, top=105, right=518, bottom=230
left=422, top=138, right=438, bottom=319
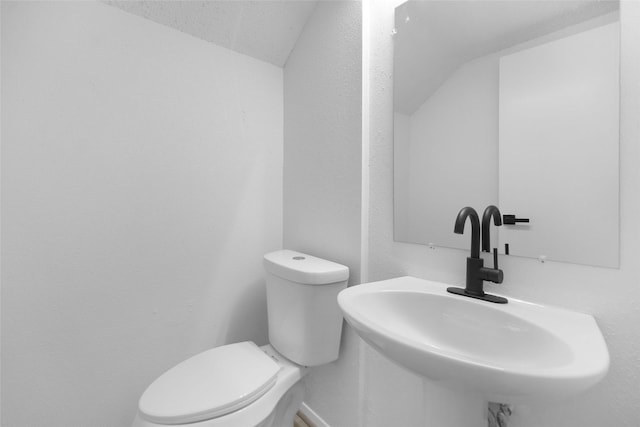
left=132, top=250, right=349, bottom=427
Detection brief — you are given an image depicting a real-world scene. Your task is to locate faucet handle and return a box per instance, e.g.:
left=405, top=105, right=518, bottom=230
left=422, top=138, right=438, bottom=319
left=503, top=214, right=529, bottom=225
left=486, top=248, right=504, bottom=284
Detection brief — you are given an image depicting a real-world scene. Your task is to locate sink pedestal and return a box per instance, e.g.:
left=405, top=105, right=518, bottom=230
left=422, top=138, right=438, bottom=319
left=423, top=380, right=486, bottom=427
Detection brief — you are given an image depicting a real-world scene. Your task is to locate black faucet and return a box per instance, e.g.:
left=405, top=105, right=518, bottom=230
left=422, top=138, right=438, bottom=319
left=447, top=206, right=508, bottom=304
left=454, top=206, right=481, bottom=258
left=482, top=205, right=502, bottom=253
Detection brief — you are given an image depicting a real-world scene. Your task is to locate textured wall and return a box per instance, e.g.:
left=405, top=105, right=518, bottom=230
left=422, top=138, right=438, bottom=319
left=364, top=0, right=640, bottom=426
left=283, top=1, right=363, bottom=426
left=1, top=2, right=283, bottom=426
left=283, top=1, right=363, bottom=285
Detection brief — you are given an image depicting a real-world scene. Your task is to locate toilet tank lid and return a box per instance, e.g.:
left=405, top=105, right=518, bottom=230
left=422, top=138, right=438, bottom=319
left=264, top=250, right=349, bottom=285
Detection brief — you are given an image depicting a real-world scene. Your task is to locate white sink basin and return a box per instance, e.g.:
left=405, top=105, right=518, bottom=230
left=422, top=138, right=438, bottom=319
left=338, top=276, right=609, bottom=403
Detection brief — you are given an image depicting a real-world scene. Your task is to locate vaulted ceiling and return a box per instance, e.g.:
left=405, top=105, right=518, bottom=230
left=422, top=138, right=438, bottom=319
left=105, top=1, right=318, bottom=67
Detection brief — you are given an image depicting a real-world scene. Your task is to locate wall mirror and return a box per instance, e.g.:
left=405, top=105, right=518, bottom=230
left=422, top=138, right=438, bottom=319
left=393, top=0, right=620, bottom=268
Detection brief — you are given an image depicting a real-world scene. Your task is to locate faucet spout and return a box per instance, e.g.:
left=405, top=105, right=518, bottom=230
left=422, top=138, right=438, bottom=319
left=482, top=205, right=502, bottom=253
left=454, top=207, right=480, bottom=259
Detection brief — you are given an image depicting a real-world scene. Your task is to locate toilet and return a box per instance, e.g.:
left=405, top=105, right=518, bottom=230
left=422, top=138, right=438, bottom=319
left=132, top=250, right=349, bottom=427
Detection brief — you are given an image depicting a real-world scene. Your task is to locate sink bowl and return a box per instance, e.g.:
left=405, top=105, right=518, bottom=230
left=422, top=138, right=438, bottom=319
left=338, top=276, right=609, bottom=403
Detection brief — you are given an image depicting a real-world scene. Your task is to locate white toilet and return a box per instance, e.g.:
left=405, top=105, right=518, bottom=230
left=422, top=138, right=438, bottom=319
left=132, top=250, right=349, bottom=427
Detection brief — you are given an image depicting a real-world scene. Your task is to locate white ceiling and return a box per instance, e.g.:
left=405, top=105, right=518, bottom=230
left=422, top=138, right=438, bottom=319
left=105, top=0, right=318, bottom=67
left=394, top=0, right=619, bottom=115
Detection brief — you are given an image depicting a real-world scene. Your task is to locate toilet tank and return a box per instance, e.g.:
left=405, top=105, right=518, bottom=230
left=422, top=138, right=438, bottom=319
left=263, top=250, right=349, bottom=367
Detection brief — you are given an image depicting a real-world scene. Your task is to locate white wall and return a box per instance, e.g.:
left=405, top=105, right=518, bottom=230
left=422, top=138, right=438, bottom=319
left=283, top=1, right=363, bottom=426
left=1, top=2, right=283, bottom=426
left=364, top=1, right=640, bottom=426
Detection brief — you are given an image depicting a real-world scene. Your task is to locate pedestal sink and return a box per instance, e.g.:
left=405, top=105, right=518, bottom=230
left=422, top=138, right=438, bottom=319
left=338, top=276, right=609, bottom=403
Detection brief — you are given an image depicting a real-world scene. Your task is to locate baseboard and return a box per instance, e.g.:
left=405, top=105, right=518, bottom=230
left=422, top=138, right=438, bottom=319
left=298, top=402, right=330, bottom=427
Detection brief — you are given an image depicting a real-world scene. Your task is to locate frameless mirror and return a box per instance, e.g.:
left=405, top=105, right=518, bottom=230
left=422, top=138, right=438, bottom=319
left=393, top=0, right=620, bottom=268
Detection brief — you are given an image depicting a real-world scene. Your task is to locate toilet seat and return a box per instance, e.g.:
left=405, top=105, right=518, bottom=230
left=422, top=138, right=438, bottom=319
left=138, top=342, right=280, bottom=425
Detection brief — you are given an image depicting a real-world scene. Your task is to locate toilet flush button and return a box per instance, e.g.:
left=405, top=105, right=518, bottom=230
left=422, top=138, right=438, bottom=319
left=292, top=256, right=306, bottom=260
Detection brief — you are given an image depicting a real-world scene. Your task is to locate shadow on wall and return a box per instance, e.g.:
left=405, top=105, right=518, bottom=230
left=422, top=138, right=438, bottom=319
left=222, top=279, right=269, bottom=346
